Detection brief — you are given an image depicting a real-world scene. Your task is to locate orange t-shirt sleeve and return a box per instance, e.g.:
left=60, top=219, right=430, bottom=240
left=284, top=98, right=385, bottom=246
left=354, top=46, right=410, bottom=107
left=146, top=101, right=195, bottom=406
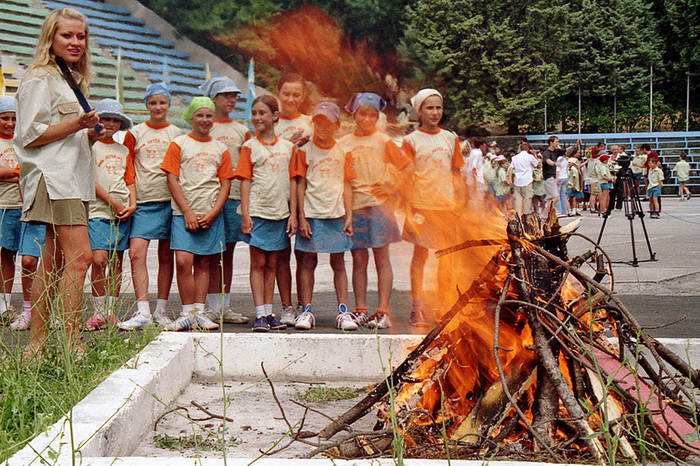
left=217, top=149, right=235, bottom=181
left=385, top=140, right=410, bottom=170
left=124, top=131, right=136, bottom=182
left=244, top=130, right=252, bottom=142
left=344, top=152, right=356, bottom=181
left=401, top=140, right=416, bottom=161
left=289, top=148, right=307, bottom=178
left=160, top=142, right=181, bottom=176
left=452, top=138, right=464, bottom=169
left=12, top=165, right=20, bottom=177
left=234, top=145, right=253, bottom=180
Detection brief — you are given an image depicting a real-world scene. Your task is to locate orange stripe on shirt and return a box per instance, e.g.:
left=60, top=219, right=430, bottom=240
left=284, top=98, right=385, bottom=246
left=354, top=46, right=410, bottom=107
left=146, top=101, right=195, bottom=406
left=160, top=142, right=182, bottom=176
left=289, top=148, right=307, bottom=178
left=234, top=146, right=253, bottom=180
left=217, top=150, right=235, bottom=181
left=452, top=138, right=464, bottom=169
left=344, top=152, right=356, bottom=181
left=385, top=140, right=410, bottom=170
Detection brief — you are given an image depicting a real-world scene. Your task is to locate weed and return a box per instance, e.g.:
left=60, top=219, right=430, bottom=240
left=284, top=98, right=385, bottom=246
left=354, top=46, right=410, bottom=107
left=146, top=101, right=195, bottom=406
left=152, top=432, right=239, bottom=452
left=295, top=386, right=359, bottom=403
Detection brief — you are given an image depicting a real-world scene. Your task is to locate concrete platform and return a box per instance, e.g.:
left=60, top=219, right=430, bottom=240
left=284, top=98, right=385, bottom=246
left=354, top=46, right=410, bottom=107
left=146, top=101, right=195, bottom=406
left=8, top=333, right=699, bottom=465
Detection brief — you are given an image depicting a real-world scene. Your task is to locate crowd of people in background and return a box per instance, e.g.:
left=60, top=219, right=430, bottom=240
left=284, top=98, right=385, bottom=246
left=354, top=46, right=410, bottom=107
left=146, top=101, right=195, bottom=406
left=0, top=8, right=695, bottom=358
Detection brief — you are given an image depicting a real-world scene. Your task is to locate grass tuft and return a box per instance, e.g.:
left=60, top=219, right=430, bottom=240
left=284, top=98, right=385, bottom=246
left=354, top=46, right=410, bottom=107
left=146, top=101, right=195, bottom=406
left=295, top=386, right=358, bottom=403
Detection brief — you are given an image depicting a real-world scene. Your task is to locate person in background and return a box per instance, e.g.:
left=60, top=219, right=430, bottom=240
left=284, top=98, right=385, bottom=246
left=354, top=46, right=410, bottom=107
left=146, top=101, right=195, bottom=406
left=508, top=141, right=540, bottom=218
left=647, top=158, right=663, bottom=218
left=597, top=153, right=614, bottom=214
left=541, top=136, right=562, bottom=219
left=674, top=154, right=691, bottom=200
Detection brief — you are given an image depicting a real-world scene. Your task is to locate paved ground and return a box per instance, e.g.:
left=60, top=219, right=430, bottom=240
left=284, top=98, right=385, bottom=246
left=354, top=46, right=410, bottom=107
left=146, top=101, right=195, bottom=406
left=2, top=196, right=699, bottom=340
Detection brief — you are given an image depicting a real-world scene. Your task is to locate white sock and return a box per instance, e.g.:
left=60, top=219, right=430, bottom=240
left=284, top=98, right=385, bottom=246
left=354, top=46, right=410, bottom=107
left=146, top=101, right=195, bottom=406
left=182, top=304, right=195, bottom=316
left=136, top=300, right=150, bottom=316
left=107, top=295, right=119, bottom=315
left=194, top=302, right=205, bottom=314
left=0, top=293, right=9, bottom=314
left=255, top=305, right=266, bottom=319
left=93, top=295, right=107, bottom=316
left=264, top=303, right=273, bottom=316
left=223, top=293, right=231, bottom=309
left=23, top=300, right=31, bottom=314
left=207, top=293, right=222, bottom=312
left=155, top=299, right=167, bottom=313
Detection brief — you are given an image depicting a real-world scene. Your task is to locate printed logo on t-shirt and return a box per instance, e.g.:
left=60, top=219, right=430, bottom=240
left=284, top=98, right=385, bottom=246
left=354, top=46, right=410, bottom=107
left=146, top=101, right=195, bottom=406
left=0, top=147, right=17, bottom=169
left=310, top=157, right=343, bottom=180
left=139, top=139, right=169, bottom=160
left=261, top=152, right=288, bottom=173
left=97, top=152, right=124, bottom=175
left=184, top=152, right=218, bottom=173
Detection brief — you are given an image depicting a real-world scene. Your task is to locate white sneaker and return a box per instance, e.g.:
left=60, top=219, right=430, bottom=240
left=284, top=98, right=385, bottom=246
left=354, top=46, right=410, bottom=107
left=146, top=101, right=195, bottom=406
left=221, top=308, right=249, bottom=324
left=10, top=312, right=31, bottom=331
left=193, top=310, right=219, bottom=330
left=118, top=313, right=153, bottom=331
left=295, top=311, right=315, bottom=330
left=336, top=312, right=358, bottom=331
left=366, top=312, right=391, bottom=329
left=153, top=308, right=173, bottom=326
left=164, top=314, right=196, bottom=332
left=280, top=305, right=298, bottom=326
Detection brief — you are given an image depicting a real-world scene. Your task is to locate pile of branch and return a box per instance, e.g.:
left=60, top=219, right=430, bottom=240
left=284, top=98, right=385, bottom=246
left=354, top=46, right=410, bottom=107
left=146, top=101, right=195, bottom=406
left=312, top=212, right=700, bottom=464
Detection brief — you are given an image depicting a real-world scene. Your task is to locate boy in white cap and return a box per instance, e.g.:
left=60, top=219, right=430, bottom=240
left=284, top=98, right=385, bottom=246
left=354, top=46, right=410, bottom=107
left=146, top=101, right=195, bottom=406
left=289, top=102, right=357, bottom=330
left=85, top=99, right=135, bottom=330
left=199, top=76, right=250, bottom=325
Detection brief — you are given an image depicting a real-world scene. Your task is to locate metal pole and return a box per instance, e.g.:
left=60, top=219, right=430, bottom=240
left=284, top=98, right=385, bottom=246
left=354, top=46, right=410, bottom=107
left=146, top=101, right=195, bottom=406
left=649, top=65, right=653, bottom=132
left=578, top=84, right=582, bottom=134
left=544, top=72, right=547, bottom=133
left=687, top=72, right=690, bottom=132
left=614, top=93, right=617, bottom=133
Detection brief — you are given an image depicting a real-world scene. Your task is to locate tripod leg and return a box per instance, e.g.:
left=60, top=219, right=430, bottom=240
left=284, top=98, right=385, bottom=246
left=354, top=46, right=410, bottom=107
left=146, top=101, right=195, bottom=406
left=628, top=217, right=639, bottom=267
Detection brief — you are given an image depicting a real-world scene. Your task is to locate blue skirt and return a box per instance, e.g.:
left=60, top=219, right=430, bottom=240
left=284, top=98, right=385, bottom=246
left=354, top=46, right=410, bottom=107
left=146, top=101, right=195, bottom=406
left=19, top=222, right=46, bottom=257
left=0, top=208, right=22, bottom=251
left=647, top=186, right=661, bottom=198
left=223, top=199, right=247, bottom=244
left=351, top=204, right=400, bottom=250
left=131, top=201, right=172, bottom=241
left=170, top=214, right=226, bottom=256
left=295, top=217, right=351, bottom=253
left=89, top=217, right=132, bottom=251
left=248, top=217, right=289, bottom=252
left=601, top=182, right=613, bottom=191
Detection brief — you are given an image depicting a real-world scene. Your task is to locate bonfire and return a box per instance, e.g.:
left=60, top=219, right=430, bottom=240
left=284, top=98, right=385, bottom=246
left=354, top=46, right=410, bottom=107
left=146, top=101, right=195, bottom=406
left=309, top=209, right=700, bottom=464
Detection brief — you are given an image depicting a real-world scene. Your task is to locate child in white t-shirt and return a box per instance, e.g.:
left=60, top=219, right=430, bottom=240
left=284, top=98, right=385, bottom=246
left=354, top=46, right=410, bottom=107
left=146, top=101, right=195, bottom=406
left=200, top=76, right=251, bottom=325
left=401, top=89, right=464, bottom=326
left=274, top=73, right=311, bottom=324
left=341, top=92, right=411, bottom=330
left=161, top=97, right=235, bottom=331
left=289, top=102, right=356, bottom=331
left=674, top=154, right=691, bottom=200
left=235, top=95, right=297, bottom=332
left=647, top=158, right=664, bottom=218
left=85, top=99, right=135, bottom=330
left=120, top=83, right=184, bottom=330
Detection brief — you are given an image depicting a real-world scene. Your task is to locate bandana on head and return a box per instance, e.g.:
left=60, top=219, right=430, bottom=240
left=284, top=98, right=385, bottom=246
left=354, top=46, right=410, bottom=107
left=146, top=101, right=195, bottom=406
left=0, top=95, right=16, bottom=115
left=312, top=102, right=341, bottom=123
left=182, top=96, right=215, bottom=125
left=143, top=82, right=171, bottom=105
left=410, top=88, right=442, bottom=112
left=344, top=92, right=386, bottom=114
left=199, top=76, right=241, bottom=99
left=95, top=98, right=133, bottom=131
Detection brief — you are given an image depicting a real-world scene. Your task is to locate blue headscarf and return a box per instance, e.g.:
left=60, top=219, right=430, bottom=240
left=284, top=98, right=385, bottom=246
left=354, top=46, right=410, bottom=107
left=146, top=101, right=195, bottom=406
left=200, top=76, right=241, bottom=99
left=143, top=82, right=171, bottom=105
left=344, top=92, right=387, bottom=114
left=0, top=95, right=16, bottom=115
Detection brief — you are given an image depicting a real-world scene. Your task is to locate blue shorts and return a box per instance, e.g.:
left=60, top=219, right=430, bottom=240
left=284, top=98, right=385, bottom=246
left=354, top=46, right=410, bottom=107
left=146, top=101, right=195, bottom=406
left=295, top=217, right=351, bottom=253
left=130, top=201, right=172, bottom=241
left=601, top=182, right=613, bottom=191
left=248, top=217, right=289, bottom=252
left=223, top=199, right=246, bottom=244
left=89, top=217, right=132, bottom=251
left=351, top=204, right=400, bottom=250
left=0, top=208, right=22, bottom=252
left=19, top=222, right=45, bottom=257
left=633, top=172, right=643, bottom=180
left=170, top=214, right=226, bottom=256
left=647, top=186, right=661, bottom=198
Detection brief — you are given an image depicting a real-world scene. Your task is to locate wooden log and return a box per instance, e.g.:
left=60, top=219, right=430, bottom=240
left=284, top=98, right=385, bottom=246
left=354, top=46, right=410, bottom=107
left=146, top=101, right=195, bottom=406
left=451, top=356, right=537, bottom=444
left=585, top=367, right=637, bottom=460
left=318, top=255, right=501, bottom=440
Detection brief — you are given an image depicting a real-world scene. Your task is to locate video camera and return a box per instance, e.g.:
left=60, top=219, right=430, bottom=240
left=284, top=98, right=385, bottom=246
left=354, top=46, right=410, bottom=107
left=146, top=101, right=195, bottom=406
left=616, top=155, right=632, bottom=169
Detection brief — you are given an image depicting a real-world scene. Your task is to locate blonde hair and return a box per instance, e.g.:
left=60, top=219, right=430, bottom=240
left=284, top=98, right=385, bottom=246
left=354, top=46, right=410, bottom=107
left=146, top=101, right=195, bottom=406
left=30, top=8, right=93, bottom=94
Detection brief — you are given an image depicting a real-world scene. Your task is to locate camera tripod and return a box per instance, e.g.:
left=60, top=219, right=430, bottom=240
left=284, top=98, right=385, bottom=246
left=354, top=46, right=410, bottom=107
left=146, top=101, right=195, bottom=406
left=596, top=165, right=656, bottom=267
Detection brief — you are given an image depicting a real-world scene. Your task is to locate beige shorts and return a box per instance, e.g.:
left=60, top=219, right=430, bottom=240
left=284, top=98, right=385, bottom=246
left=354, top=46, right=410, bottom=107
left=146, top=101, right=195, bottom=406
left=589, top=182, right=601, bottom=195
left=21, top=176, right=89, bottom=226
left=544, top=177, right=558, bottom=199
